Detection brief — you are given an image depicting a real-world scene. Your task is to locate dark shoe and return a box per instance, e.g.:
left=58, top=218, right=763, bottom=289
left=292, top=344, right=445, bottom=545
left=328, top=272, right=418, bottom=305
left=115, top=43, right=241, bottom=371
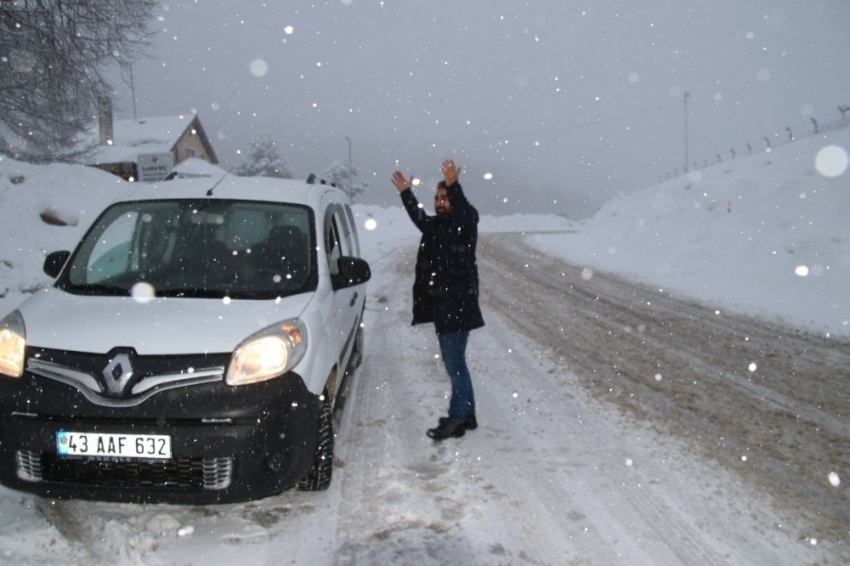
left=427, top=418, right=466, bottom=441
left=439, top=414, right=478, bottom=430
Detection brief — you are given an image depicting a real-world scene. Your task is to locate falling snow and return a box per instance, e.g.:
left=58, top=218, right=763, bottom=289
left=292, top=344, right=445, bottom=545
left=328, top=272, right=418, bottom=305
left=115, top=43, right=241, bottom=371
left=0, top=115, right=847, bottom=566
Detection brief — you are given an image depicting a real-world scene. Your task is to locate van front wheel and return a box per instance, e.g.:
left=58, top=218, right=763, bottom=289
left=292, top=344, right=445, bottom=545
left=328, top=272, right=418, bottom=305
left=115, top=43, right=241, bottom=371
left=297, top=388, right=334, bottom=491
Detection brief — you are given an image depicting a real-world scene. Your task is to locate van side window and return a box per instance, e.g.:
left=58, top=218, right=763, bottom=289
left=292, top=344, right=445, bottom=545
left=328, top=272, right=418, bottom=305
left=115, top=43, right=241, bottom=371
left=327, top=216, right=343, bottom=275
left=343, top=204, right=360, bottom=257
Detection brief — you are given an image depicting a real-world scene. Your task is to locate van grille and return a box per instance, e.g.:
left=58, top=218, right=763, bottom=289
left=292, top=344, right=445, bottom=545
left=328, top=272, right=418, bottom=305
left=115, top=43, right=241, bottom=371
left=16, top=451, right=231, bottom=491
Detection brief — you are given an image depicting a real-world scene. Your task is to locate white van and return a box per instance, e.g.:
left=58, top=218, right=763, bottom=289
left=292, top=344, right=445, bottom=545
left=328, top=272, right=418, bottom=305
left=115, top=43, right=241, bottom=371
left=0, top=175, right=370, bottom=503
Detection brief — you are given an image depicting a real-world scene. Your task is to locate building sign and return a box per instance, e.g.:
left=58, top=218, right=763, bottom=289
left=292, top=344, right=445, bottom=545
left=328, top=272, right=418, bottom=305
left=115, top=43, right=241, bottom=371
left=137, top=153, right=173, bottom=182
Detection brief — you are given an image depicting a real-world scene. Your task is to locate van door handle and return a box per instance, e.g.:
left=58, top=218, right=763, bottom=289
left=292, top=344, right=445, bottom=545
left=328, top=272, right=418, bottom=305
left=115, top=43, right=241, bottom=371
left=349, top=292, right=358, bottom=307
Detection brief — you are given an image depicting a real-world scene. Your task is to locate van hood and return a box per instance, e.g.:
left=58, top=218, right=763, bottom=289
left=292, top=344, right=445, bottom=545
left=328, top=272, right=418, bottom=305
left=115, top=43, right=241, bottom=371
left=17, top=289, right=313, bottom=355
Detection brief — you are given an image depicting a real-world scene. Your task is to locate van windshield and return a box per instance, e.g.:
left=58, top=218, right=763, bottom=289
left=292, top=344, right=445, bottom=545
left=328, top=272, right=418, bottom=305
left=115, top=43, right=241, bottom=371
left=57, top=199, right=317, bottom=300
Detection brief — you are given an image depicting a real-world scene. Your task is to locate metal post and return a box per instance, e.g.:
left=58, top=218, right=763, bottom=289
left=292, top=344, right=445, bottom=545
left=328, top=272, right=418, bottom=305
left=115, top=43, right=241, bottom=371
left=683, top=92, right=690, bottom=172
left=345, top=136, right=352, bottom=197
left=129, top=64, right=138, bottom=122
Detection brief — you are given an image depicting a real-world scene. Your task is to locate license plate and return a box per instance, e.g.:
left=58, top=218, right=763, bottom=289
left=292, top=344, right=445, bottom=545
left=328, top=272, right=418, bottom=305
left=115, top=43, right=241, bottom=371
left=57, top=431, right=172, bottom=460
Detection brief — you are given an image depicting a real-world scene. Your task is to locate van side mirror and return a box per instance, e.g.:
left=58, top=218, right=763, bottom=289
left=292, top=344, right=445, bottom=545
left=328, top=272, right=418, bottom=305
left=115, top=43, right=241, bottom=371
left=336, top=256, right=371, bottom=288
left=44, top=250, right=71, bottom=279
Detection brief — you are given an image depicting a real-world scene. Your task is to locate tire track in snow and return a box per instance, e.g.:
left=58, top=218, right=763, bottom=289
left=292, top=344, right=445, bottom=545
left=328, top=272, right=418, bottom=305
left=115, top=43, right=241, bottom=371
left=472, top=265, right=738, bottom=564
left=333, top=248, right=484, bottom=564
left=334, top=237, right=816, bottom=565
left=479, top=232, right=850, bottom=557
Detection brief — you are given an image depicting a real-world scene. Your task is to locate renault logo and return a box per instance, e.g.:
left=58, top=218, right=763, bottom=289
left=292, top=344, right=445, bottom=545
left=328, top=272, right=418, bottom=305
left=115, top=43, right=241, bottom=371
left=102, top=353, right=134, bottom=396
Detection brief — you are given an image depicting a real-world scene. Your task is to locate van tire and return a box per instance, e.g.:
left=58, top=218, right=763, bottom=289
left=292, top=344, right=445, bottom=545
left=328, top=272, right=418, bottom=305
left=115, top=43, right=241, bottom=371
left=297, top=389, right=334, bottom=491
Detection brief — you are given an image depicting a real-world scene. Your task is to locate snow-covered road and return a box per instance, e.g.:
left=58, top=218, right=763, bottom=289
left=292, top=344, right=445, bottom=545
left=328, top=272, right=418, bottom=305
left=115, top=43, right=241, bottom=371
left=477, top=234, right=849, bottom=557
left=1, top=233, right=846, bottom=565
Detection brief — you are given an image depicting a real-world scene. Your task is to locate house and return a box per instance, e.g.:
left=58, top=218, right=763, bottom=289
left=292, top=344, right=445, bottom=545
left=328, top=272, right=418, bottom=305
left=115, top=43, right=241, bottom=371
left=86, top=106, right=219, bottom=182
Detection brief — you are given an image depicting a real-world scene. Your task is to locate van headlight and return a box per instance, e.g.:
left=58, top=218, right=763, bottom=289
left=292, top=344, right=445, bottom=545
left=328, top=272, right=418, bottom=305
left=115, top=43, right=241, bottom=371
left=226, top=318, right=308, bottom=386
left=0, top=311, right=26, bottom=379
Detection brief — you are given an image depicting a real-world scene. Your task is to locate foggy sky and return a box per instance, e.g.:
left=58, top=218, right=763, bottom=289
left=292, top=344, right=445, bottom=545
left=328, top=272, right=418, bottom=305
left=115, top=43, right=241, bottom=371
left=111, top=1, right=850, bottom=219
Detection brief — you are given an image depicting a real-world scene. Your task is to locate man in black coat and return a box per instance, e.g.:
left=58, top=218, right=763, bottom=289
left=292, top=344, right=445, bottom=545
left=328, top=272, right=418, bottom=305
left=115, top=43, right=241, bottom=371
left=392, top=159, right=484, bottom=440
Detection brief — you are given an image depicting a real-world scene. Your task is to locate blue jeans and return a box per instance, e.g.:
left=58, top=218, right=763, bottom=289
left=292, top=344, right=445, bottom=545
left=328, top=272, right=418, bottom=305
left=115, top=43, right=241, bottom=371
left=437, top=331, right=476, bottom=423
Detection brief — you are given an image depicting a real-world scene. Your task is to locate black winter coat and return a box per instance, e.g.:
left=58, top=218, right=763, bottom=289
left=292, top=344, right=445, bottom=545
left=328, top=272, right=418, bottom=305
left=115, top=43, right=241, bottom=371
left=400, top=181, right=485, bottom=335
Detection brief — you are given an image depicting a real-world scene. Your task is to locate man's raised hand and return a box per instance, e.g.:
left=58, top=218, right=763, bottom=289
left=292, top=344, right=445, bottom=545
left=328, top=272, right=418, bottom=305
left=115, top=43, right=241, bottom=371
left=392, top=171, right=413, bottom=193
left=441, top=159, right=461, bottom=186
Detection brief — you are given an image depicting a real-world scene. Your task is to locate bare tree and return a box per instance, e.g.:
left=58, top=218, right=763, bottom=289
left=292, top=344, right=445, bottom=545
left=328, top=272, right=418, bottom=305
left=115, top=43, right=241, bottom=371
left=234, top=135, right=295, bottom=179
left=0, top=0, right=157, bottom=162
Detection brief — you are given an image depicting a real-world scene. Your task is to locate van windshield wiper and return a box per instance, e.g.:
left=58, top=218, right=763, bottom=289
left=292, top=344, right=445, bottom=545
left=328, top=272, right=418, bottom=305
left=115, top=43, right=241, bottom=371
left=155, top=288, right=229, bottom=299
left=66, top=283, right=131, bottom=296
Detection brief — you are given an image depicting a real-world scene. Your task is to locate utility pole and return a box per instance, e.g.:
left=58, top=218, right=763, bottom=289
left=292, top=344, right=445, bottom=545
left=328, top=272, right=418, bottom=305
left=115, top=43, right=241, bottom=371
left=345, top=136, right=353, bottom=197
left=683, top=91, right=690, bottom=172
left=129, top=63, right=138, bottom=122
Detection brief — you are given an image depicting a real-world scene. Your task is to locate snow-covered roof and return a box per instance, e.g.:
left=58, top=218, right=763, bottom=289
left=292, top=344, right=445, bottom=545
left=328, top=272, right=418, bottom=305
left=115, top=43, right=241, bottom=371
left=114, top=174, right=336, bottom=208
left=173, top=157, right=229, bottom=178
left=84, top=114, right=217, bottom=165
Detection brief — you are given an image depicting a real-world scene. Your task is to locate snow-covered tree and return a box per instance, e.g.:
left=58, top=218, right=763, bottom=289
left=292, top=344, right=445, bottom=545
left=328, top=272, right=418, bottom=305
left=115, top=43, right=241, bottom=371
left=235, top=135, right=294, bottom=179
left=0, top=0, right=157, bottom=162
left=322, top=160, right=369, bottom=202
